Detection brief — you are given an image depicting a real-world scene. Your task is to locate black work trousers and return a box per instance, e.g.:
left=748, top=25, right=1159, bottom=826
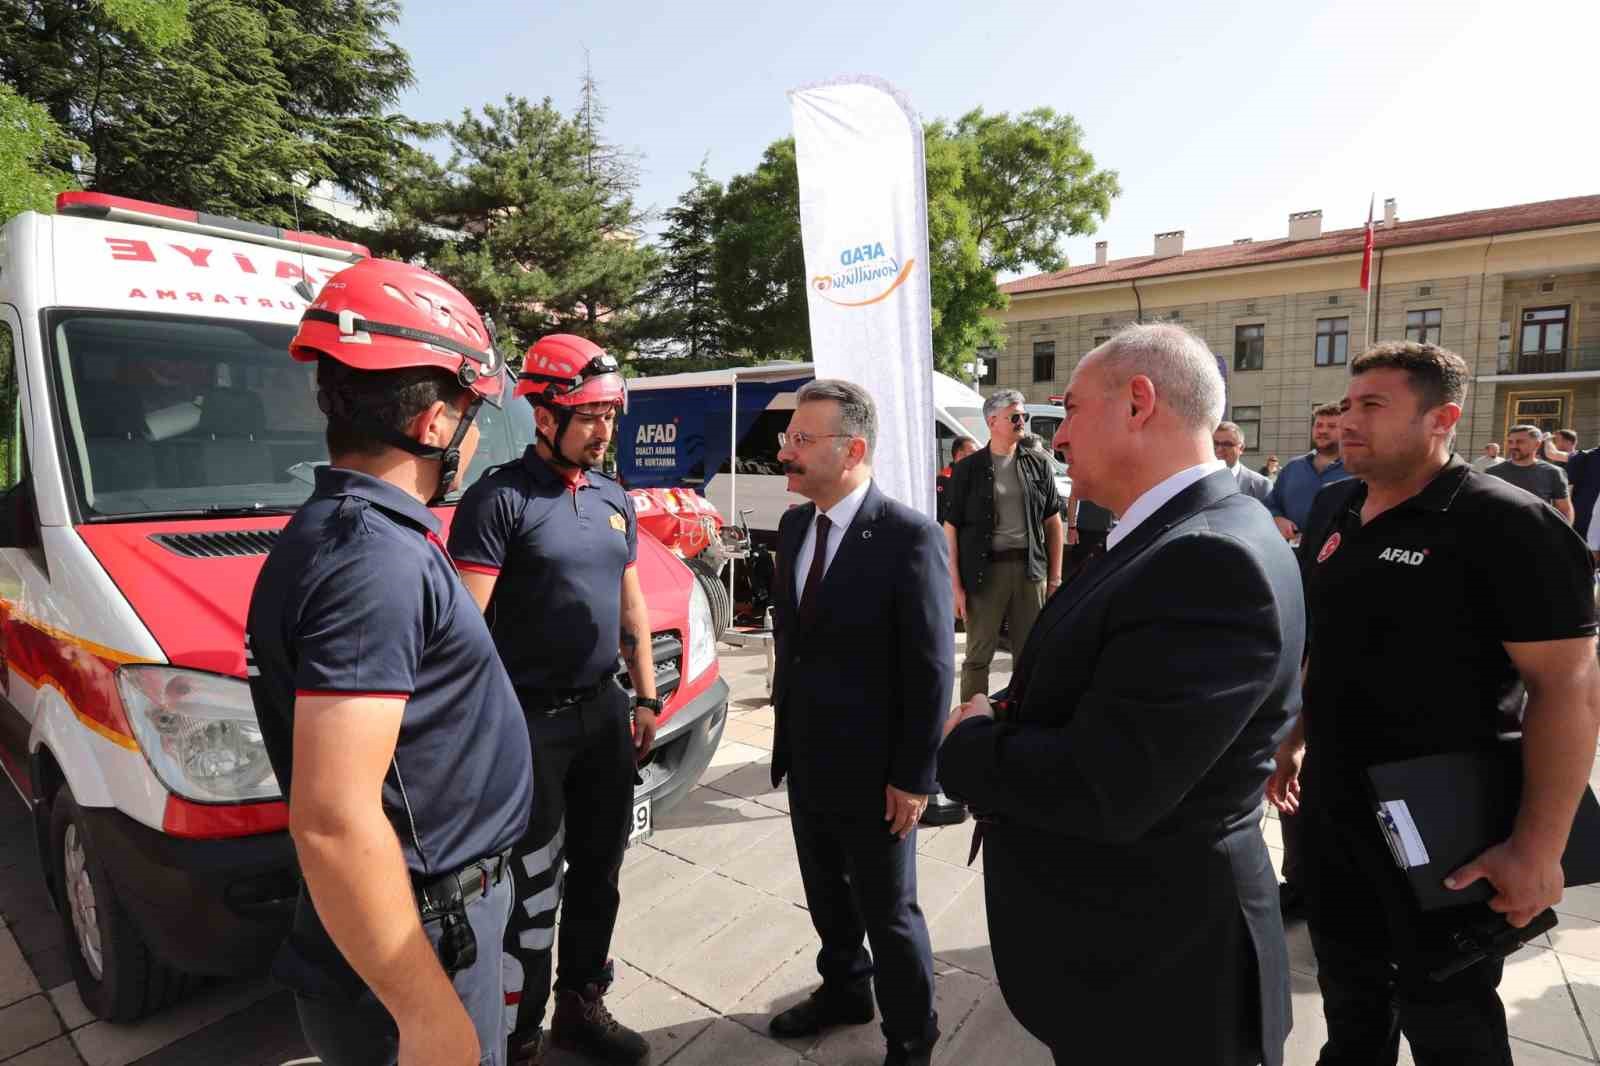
left=1301, top=772, right=1510, bottom=1066
left=503, top=682, right=635, bottom=1040
left=789, top=804, right=939, bottom=1053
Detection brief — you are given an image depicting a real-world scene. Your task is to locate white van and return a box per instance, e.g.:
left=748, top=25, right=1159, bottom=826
left=0, top=193, right=728, bottom=1021
left=619, top=364, right=992, bottom=540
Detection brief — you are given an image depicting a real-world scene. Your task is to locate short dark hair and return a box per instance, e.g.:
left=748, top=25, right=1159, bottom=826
left=1509, top=423, right=1542, bottom=439
left=1312, top=402, right=1343, bottom=419
left=1557, top=428, right=1578, bottom=446
left=317, top=356, right=465, bottom=459
left=1349, top=341, right=1468, bottom=410
left=952, top=436, right=979, bottom=459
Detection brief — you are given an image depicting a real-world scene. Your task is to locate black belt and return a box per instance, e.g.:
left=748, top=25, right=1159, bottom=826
left=412, top=848, right=511, bottom=919
left=519, top=678, right=610, bottom=713
left=989, top=548, right=1029, bottom=563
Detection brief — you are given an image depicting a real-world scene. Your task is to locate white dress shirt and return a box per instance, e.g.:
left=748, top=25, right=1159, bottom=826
left=1106, top=461, right=1225, bottom=552
left=794, top=478, right=872, bottom=601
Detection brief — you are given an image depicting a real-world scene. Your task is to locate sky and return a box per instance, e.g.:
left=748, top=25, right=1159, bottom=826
left=391, top=0, right=1599, bottom=277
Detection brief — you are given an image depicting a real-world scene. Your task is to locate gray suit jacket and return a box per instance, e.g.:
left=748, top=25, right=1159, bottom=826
left=1231, top=462, right=1272, bottom=503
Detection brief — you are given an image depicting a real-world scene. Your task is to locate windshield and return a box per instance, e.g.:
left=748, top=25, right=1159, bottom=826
left=48, top=312, right=535, bottom=519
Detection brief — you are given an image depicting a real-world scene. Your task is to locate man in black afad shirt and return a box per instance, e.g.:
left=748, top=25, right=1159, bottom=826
left=1268, top=342, right=1600, bottom=1066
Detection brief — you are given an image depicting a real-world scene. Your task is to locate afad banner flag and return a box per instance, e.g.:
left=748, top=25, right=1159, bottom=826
left=789, top=75, right=936, bottom=518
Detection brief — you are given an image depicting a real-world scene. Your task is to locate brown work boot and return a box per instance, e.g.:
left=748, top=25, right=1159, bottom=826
left=551, top=984, right=650, bottom=1065
left=510, top=1027, right=546, bottom=1066
left=512, top=1024, right=550, bottom=1062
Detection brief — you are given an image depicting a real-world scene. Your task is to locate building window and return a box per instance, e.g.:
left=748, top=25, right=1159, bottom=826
left=1091, top=334, right=1110, bottom=353
left=1315, top=317, right=1349, bottom=366
left=1505, top=392, right=1571, bottom=439
left=1234, top=324, right=1264, bottom=371
left=1405, top=308, right=1442, bottom=344
left=1232, top=406, right=1261, bottom=452
left=1521, top=306, right=1569, bottom=355
left=1032, top=340, right=1056, bottom=383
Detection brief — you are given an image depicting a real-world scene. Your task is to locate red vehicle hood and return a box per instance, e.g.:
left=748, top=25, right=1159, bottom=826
left=76, top=511, right=696, bottom=680
left=76, top=517, right=292, bottom=677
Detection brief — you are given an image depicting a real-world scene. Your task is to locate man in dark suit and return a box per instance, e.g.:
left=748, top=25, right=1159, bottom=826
left=939, top=323, right=1300, bottom=1066
left=1215, top=420, right=1273, bottom=504
left=767, top=378, right=954, bottom=1066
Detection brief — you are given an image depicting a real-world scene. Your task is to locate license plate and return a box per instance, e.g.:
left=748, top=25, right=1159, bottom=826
left=628, top=797, right=652, bottom=845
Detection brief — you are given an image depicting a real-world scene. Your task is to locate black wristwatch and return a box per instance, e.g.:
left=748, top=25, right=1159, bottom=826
left=633, top=696, right=663, bottom=713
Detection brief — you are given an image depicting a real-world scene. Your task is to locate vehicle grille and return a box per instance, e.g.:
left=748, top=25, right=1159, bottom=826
left=617, top=632, right=683, bottom=701
left=150, top=530, right=281, bottom=558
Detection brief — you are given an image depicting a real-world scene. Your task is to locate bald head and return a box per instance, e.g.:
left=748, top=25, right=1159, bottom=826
left=1083, top=323, right=1225, bottom=431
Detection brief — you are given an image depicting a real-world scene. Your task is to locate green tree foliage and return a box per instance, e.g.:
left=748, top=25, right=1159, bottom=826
left=711, top=139, right=811, bottom=361
left=0, top=85, right=84, bottom=220
left=375, top=94, right=660, bottom=360
left=636, top=161, right=729, bottom=368
left=685, top=108, right=1119, bottom=377
left=0, top=0, right=422, bottom=230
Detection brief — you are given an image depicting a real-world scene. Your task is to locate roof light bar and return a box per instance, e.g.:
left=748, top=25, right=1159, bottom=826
left=55, top=192, right=370, bottom=263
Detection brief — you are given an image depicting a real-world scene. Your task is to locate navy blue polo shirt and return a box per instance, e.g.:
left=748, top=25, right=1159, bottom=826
left=449, top=447, right=638, bottom=692
left=245, top=466, right=533, bottom=877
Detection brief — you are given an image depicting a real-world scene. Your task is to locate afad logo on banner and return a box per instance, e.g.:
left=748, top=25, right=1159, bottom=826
left=811, top=241, right=915, bottom=308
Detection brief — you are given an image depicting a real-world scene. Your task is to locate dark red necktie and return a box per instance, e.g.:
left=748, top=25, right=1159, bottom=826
left=799, top=513, right=832, bottom=618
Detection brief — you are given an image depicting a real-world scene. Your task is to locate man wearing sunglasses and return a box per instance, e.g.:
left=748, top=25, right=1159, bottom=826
left=942, top=389, right=1064, bottom=701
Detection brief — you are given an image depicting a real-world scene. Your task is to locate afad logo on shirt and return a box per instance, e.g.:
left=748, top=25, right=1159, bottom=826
left=811, top=241, right=916, bottom=308
left=609, top=513, right=627, bottom=533
left=1316, top=532, right=1341, bottom=563
left=1377, top=546, right=1428, bottom=566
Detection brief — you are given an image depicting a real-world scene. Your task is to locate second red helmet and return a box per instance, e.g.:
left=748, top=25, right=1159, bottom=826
left=515, top=334, right=627, bottom=412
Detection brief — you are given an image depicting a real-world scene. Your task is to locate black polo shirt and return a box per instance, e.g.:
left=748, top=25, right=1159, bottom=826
left=246, top=466, right=533, bottom=876
left=449, top=447, right=637, bottom=692
left=1299, top=456, right=1596, bottom=805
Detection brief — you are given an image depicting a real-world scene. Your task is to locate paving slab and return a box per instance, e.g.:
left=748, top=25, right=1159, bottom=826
left=702, top=758, right=789, bottom=814
left=3, top=1038, right=83, bottom=1066
left=1560, top=886, right=1600, bottom=924
left=0, top=926, right=42, bottom=1010
left=914, top=856, right=979, bottom=929
left=667, top=1016, right=808, bottom=1066
left=69, top=979, right=276, bottom=1066
left=648, top=788, right=789, bottom=872
left=658, top=897, right=817, bottom=1013
left=0, top=996, right=63, bottom=1061
left=1501, top=946, right=1594, bottom=1060
left=915, top=823, right=978, bottom=870
left=603, top=977, right=716, bottom=1066
left=928, top=879, right=992, bottom=981
left=46, top=984, right=92, bottom=1032
left=699, top=742, right=771, bottom=786
left=714, top=820, right=809, bottom=907
left=615, top=845, right=713, bottom=927
left=1554, top=915, right=1600, bottom=964
left=615, top=871, right=767, bottom=975
left=931, top=984, right=1050, bottom=1066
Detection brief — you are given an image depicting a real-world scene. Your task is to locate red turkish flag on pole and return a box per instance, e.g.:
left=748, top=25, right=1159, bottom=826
left=1359, top=194, right=1376, bottom=291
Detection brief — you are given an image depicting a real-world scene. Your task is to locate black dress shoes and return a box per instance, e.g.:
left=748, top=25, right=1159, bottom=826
left=920, top=792, right=968, bottom=827
left=769, top=983, right=875, bottom=1038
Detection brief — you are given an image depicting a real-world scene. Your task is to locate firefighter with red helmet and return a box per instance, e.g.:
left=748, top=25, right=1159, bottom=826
left=245, top=258, right=533, bottom=1066
left=449, top=334, right=655, bottom=1066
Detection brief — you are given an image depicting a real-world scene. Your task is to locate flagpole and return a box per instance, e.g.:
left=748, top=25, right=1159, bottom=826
left=1363, top=192, right=1376, bottom=347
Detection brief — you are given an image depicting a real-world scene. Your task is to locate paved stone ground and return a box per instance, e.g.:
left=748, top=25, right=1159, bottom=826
left=4, top=638, right=1600, bottom=1064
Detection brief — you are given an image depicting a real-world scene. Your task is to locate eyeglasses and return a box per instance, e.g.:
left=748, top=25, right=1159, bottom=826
left=1213, top=440, right=1241, bottom=449
left=778, top=431, right=851, bottom=449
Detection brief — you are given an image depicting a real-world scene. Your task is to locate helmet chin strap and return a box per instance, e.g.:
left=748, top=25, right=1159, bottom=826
left=323, top=390, right=482, bottom=505
left=536, top=403, right=588, bottom=471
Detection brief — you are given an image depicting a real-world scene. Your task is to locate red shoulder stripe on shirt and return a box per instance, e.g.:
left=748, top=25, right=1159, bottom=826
left=454, top=561, right=502, bottom=576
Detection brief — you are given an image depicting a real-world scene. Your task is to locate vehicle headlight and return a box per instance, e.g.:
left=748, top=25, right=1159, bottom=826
left=118, top=666, right=282, bottom=803
left=686, top=581, right=718, bottom=682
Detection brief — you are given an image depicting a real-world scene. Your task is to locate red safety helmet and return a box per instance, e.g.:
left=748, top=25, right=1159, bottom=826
left=291, top=258, right=507, bottom=407
left=515, top=334, right=627, bottom=413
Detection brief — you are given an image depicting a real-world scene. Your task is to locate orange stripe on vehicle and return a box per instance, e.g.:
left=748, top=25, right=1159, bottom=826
left=0, top=603, right=154, bottom=666
left=9, top=663, right=140, bottom=752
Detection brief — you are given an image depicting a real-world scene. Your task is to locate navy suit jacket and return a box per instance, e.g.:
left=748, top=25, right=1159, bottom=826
left=770, top=480, right=955, bottom=813
left=939, top=469, right=1301, bottom=1066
